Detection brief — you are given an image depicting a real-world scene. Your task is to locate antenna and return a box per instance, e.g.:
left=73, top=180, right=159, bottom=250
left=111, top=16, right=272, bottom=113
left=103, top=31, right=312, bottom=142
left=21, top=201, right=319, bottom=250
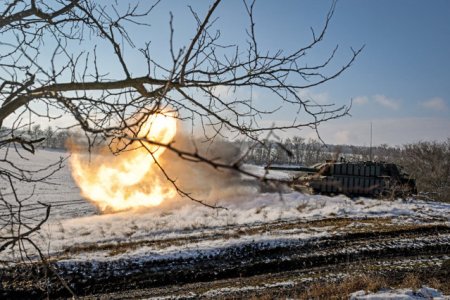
left=369, top=122, right=373, bottom=160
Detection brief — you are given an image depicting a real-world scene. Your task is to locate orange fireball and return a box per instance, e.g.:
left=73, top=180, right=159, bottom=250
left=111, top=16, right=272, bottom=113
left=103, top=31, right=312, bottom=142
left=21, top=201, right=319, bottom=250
left=69, top=112, right=177, bottom=212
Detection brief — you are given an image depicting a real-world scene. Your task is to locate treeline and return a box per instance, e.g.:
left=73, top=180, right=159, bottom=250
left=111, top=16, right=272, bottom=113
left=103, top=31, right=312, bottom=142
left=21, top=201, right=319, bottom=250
left=390, top=141, right=450, bottom=202
left=1, top=125, right=94, bottom=150
left=244, top=138, right=450, bottom=202
left=0, top=125, right=72, bottom=149
left=245, top=137, right=334, bottom=166
left=3, top=126, right=448, bottom=202
left=25, top=125, right=71, bottom=149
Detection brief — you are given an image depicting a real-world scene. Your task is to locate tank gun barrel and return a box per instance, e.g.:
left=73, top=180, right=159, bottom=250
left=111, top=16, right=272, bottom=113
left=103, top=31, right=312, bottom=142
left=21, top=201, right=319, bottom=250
left=265, top=165, right=317, bottom=173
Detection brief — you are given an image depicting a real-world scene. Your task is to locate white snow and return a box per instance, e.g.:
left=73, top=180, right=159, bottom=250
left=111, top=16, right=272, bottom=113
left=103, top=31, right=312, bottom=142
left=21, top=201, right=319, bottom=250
left=2, top=150, right=450, bottom=300
left=1, top=149, right=450, bottom=264
left=200, top=280, right=296, bottom=298
left=350, top=286, right=449, bottom=300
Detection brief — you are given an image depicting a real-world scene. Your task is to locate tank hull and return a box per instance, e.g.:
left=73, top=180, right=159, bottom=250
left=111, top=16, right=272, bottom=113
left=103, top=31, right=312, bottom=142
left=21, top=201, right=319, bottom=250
left=267, top=161, right=416, bottom=198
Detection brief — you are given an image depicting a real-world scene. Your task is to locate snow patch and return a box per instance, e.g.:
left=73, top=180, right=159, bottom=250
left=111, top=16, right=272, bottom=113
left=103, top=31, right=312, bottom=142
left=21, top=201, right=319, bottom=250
left=350, top=286, right=449, bottom=300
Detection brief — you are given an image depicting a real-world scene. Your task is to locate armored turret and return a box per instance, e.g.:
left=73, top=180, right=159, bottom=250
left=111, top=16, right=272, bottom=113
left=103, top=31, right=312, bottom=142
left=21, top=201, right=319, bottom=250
left=266, top=160, right=416, bottom=198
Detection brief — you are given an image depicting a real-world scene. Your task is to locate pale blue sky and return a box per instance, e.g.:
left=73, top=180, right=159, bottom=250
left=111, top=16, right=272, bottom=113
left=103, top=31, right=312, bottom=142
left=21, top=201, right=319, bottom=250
left=114, top=0, right=450, bottom=145
left=7, top=0, right=449, bottom=146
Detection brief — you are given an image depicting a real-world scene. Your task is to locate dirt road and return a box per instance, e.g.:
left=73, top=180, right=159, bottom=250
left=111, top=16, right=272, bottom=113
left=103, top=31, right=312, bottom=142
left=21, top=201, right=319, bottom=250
left=2, top=217, right=449, bottom=299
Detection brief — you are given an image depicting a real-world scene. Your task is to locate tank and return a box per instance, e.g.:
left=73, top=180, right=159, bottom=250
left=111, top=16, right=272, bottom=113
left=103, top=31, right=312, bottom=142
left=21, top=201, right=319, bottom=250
left=266, top=160, right=417, bottom=198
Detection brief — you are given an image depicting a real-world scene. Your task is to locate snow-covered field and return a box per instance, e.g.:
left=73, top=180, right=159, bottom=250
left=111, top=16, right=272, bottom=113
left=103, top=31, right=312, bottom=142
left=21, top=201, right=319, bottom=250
left=1, top=149, right=449, bottom=298
left=1, top=149, right=449, bottom=261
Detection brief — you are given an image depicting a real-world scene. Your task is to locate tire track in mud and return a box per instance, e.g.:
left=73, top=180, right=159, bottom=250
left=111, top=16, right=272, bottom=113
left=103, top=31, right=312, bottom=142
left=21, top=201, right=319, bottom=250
left=86, top=255, right=450, bottom=299
left=57, top=217, right=445, bottom=256
left=1, top=222, right=450, bottom=298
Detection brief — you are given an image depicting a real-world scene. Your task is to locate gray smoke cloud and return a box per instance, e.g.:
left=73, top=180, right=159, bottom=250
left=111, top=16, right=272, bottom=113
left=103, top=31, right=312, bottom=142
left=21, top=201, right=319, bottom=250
left=159, top=133, right=260, bottom=207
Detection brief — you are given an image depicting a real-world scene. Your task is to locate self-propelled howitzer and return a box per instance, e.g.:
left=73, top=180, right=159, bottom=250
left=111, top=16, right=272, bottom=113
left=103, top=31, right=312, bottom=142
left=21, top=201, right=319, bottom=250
left=266, top=160, right=417, bottom=198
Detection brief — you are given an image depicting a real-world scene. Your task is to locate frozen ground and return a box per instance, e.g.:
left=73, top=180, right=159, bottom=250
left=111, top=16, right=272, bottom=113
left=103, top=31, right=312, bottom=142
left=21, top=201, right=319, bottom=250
left=1, top=149, right=449, bottom=261
left=1, top=149, right=449, bottom=298
left=0, top=148, right=94, bottom=220
left=350, top=286, right=449, bottom=300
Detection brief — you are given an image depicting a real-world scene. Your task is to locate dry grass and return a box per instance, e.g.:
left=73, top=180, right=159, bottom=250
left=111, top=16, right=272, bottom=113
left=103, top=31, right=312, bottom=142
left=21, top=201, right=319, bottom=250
left=200, top=270, right=448, bottom=300
left=401, top=273, right=421, bottom=290
left=300, top=274, right=387, bottom=299
left=294, top=272, right=449, bottom=299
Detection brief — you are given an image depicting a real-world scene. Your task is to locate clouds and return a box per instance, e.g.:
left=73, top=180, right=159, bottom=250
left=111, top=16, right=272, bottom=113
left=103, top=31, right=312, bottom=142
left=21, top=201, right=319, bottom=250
left=373, top=94, right=400, bottom=110
left=265, top=114, right=449, bottom=146
left=297, top=89, right=330, bottom=104
left=259, top=89, right=448, bottom=145
left=334, top=130, right=351, bottom=144
left=421, top=97, right=448, bottom=111
left=353, top=96, right=369, bottom=105
left=353, top=94, right=400, bottom=110
left=299, top=117, right=450, bottom=146
left=354, top=94, right=448, bottom=113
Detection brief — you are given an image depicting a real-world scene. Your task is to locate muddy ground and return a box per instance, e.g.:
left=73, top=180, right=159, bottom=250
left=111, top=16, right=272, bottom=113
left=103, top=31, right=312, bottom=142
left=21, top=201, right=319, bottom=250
left=1, top=217, right=449, bottom=299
